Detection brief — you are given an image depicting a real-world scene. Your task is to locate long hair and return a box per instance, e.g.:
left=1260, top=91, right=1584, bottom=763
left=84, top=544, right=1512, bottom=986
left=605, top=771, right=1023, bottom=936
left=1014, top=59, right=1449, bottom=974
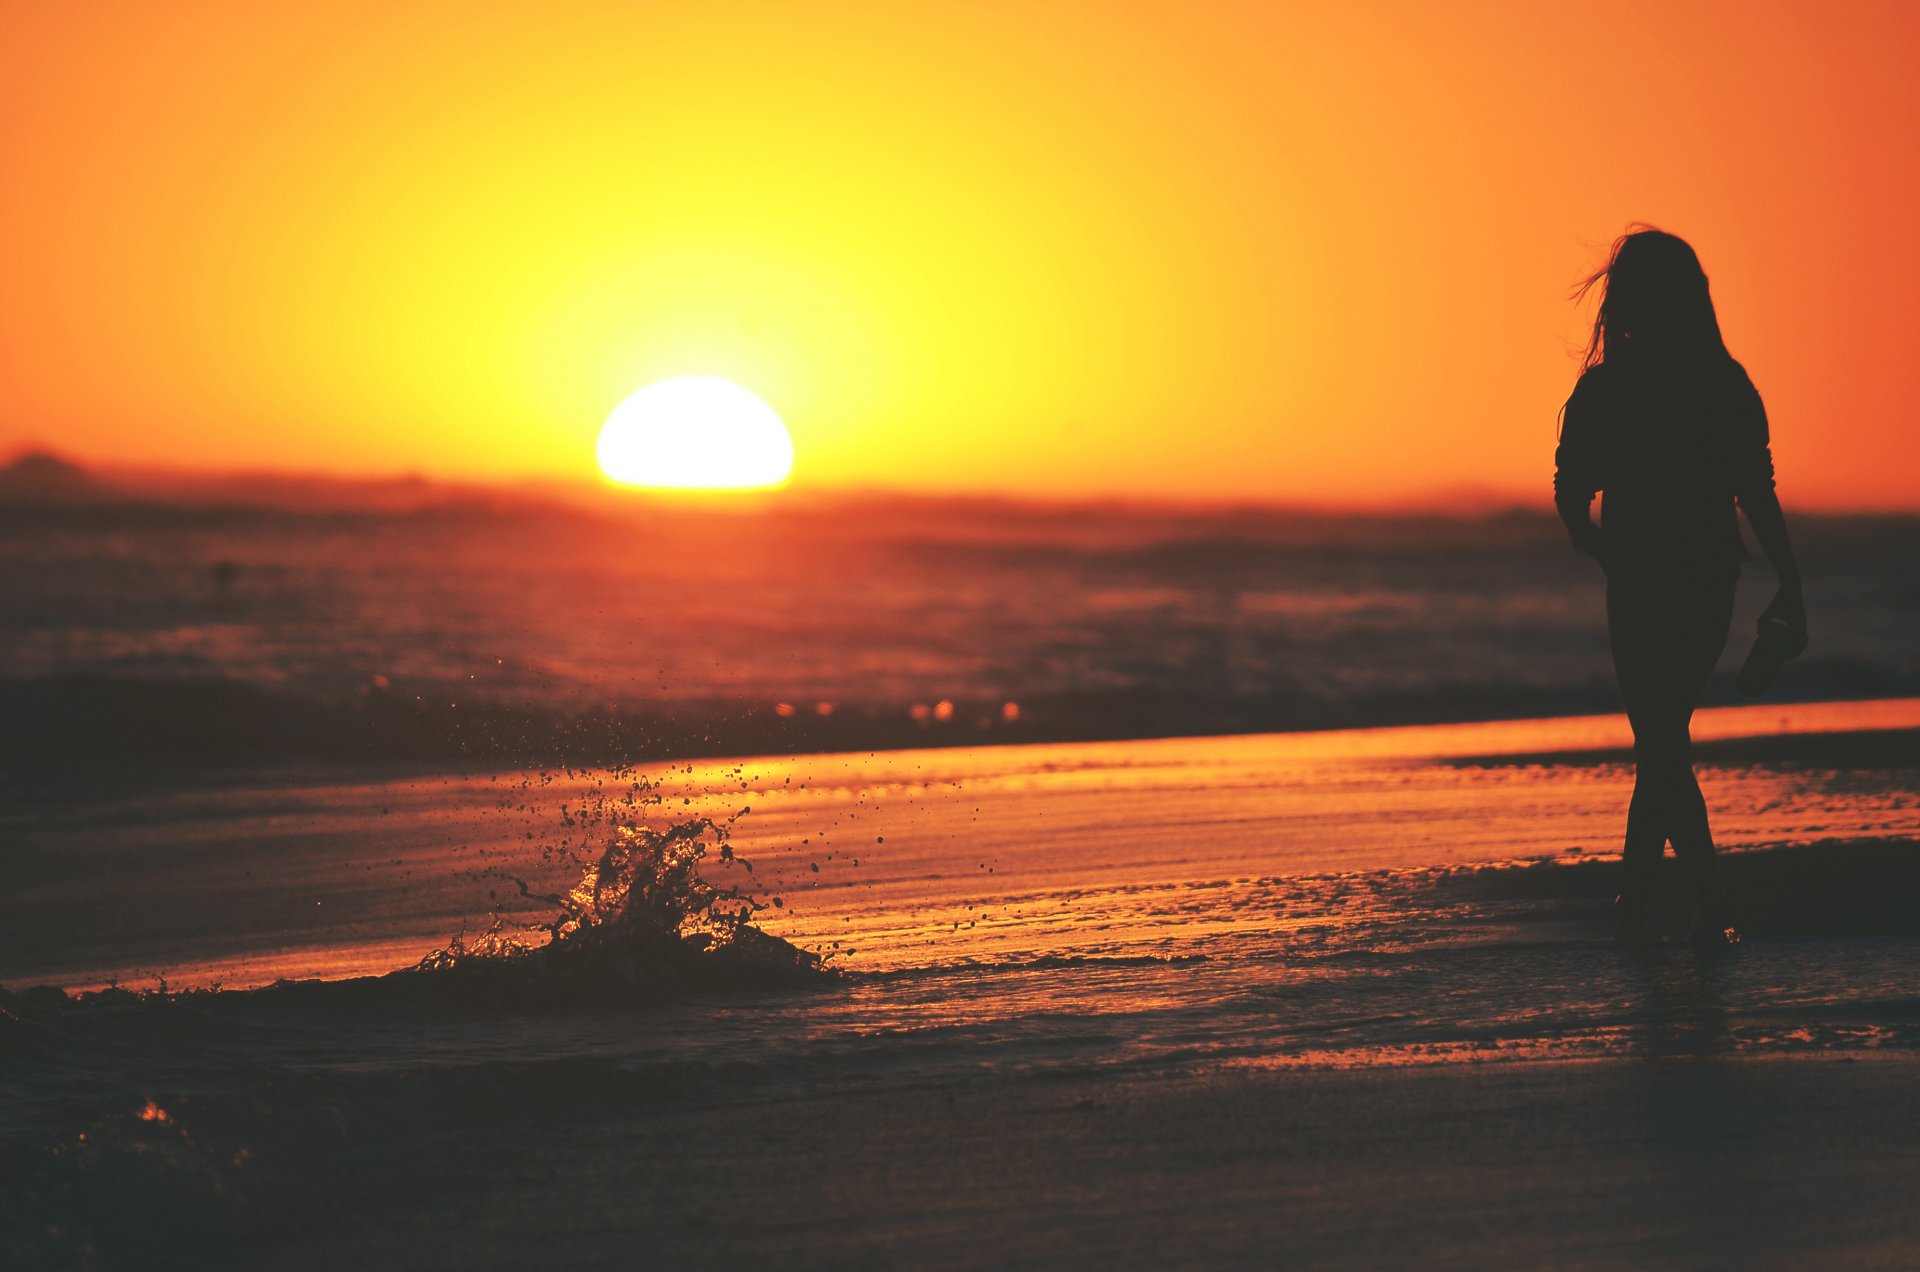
left=1575, top=227, right=1728, bottom=371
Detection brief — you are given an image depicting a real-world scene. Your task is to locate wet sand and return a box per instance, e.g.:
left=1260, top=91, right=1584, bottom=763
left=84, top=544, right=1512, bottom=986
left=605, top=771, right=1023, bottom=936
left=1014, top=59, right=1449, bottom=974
left=30, top=1052, right=1920, bottom=1270
left=265, top=1057, right=1920, bottom=1271
left=7, top=697, right=1919, bottom=991
left=6, top=699, right=1920, bottom=1267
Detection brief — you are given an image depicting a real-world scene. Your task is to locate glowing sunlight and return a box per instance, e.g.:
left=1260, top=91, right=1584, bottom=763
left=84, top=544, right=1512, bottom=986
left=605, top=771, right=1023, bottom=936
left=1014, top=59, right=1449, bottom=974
left=595, top=377, right=796, bottom=490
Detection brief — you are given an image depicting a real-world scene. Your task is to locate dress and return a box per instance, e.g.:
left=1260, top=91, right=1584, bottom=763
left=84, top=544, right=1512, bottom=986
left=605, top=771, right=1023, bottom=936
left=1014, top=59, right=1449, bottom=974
left=1554, top=352, right=1776, bottom=903
left=1553, top=354, right=1776, bottom=579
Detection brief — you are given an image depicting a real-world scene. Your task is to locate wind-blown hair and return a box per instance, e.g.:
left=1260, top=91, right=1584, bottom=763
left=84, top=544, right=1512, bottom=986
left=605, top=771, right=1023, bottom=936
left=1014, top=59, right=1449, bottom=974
left=1575, top=227, right=1728, bottom=370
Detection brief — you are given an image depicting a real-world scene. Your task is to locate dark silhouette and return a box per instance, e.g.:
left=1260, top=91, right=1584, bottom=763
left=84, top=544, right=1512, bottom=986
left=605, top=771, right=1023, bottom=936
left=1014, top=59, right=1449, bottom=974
left=1554, top=228, right=1807, bottom=944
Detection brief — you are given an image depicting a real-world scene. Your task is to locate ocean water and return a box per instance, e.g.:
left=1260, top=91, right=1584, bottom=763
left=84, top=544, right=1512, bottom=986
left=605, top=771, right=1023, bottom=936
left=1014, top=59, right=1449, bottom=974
left=5, top=481, right=1919, bottom=1263
left=2, top=488, right=1915, bottom=764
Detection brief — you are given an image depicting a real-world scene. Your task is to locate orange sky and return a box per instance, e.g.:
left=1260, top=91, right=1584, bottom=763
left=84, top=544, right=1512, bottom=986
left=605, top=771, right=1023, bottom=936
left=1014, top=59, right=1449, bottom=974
left=3, top=0, right=1917, bottom=507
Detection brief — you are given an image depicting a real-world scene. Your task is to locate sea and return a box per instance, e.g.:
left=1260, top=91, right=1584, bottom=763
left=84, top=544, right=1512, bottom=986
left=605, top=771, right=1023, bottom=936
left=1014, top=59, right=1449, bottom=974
left=3, top=467, right=1919, bottom=1265
left=2, top=472, right=1914, bottom=766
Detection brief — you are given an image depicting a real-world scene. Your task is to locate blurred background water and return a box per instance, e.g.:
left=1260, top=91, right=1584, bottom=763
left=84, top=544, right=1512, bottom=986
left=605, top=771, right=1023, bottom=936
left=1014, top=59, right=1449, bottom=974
left=2, top=458, right=1914, bottom=765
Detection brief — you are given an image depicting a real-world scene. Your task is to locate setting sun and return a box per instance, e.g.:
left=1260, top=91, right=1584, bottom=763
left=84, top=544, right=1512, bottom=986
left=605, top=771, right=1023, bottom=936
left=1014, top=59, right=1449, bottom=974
left=595, top=377, right=795, bottom=490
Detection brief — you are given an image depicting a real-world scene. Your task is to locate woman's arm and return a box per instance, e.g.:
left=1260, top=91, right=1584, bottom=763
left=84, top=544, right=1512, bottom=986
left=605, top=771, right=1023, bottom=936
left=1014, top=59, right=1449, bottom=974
left=1741, top=486, right=1808, bottom=655
left=1554, top=478, right=1605, bottom=561
left=1742, top=488, right=1802, bottom=591
left=1554, top=373, right=1607, bottom=564
left=1731, top=369, right=1808, bottom=654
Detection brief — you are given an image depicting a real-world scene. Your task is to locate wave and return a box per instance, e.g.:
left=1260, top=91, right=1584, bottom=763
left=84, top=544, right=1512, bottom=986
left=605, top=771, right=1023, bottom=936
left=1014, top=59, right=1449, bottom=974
left=8, top=667, right=1918, bottom=772
left=3, top=810, right=827, bottom=1031
left=396, top=812, right=826, bottom=995
left=6, top=500, right=1915, bottom=769
left=11, top=836, right=1917, bottom=1035
left=12, top=841, right=1917, bottom=1042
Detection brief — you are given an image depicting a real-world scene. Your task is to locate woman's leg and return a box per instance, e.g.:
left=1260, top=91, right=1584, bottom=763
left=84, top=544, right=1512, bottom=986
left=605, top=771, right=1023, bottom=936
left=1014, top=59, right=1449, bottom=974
left=1607, top=578, right=1672, bottom=936
left=1663, top=576, right=1738, bottom=930
left=1606, top=572, right=1737, bottom=934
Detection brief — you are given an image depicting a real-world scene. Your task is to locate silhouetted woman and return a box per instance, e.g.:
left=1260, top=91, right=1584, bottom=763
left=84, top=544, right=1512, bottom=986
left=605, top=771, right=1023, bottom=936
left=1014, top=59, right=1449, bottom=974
left=1554, top=229, right=1807, bottom=943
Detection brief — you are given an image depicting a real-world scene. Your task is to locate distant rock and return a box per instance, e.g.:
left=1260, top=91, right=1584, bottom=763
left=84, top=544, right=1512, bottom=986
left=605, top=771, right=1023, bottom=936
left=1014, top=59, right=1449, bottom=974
left=0, top=450, right=103, bottom=503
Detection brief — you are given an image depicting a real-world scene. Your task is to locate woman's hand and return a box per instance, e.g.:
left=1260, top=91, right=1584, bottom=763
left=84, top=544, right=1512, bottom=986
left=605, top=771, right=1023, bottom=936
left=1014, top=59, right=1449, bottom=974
left=1570, top=525, right=1611, bottom=573
left=1759, top=585, right=1809, bottom=658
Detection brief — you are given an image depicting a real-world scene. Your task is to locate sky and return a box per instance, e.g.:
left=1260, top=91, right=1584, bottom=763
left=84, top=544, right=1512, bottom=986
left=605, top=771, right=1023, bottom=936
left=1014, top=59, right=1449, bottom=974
left=3, top=0, right=1917, bottom=507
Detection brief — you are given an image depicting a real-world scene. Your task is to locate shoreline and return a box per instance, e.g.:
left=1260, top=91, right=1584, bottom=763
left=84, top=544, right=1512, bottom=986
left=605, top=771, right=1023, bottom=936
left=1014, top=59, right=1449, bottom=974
left=5, top=669, right=1916, bottom=775
left=7, top=692, right=1918, bottom=799
left=6, top=696, right=1917, bottom=995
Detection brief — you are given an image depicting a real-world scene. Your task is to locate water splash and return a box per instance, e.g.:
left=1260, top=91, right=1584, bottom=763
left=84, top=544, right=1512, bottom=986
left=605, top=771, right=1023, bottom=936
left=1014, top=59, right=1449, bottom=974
left=411, top=810, right=826, bottom=993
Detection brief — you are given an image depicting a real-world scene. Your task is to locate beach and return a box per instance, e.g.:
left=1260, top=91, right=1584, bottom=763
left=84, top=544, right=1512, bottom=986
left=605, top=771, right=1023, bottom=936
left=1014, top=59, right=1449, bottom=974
left=11, top=2, right=1920, bottom=1264
left=7, top=698, right=1920, bottom=1266
left=245, top=1059, right=1920, bottom=1270
left=31, top=1055, right=1919, bottom=1270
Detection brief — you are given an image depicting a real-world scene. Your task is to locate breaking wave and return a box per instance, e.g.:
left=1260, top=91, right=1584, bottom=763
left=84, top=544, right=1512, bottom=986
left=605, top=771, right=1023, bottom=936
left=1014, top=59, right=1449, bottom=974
left=403, top=812, right=827, bottom=995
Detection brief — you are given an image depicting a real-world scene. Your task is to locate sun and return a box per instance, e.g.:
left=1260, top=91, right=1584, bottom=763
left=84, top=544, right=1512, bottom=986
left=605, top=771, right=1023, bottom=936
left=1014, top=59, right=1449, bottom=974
left=596, top=377, right=795, bottom=490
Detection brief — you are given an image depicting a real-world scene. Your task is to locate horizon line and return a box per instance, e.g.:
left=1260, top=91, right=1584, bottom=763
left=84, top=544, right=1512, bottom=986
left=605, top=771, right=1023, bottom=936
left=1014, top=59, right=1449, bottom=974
left=3, top=445, right=1913, bottom=519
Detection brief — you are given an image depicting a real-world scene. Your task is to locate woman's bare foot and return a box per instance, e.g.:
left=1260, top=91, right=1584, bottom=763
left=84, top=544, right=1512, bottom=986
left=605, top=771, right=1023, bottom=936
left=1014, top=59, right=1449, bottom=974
left=1684, top=897, right=1741, bottom=946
